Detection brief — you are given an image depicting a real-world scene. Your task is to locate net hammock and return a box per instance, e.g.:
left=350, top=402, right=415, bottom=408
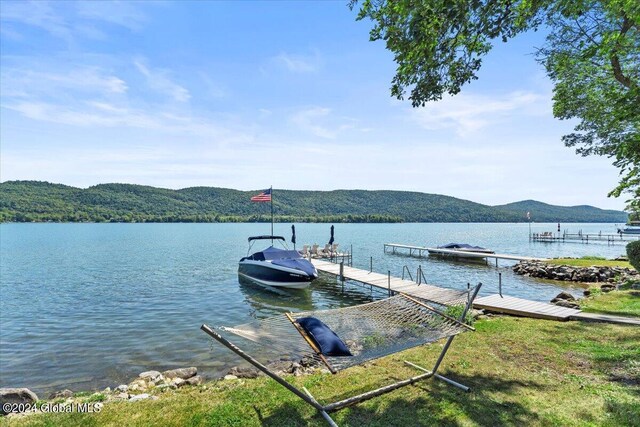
left=220, top=289, right=475, bottom=373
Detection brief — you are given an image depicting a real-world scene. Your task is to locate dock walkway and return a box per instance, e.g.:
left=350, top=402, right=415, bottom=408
left=473, top=294, right=579, bottom=320
left=312, top=259, right=638, bottom=325
left=531, top=232, right=639, bottom=245
left=383, top=243, right=547, bottom=262
left=310, top=259, right=468, bottom=305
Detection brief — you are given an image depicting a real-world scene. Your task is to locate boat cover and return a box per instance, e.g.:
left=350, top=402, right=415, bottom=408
left=271, top=258, right=317, bottom=277
left=438, top=243, right=490, bottom=251
left=257, top=246, right=303, bottom=260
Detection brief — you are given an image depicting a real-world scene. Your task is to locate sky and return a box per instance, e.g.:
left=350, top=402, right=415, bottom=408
left=0, top=1, right=625, bottom=210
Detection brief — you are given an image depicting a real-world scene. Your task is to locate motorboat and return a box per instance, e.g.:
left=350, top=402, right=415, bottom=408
left=617, top=222, right=640, bottom=234
left=238, top=236, right=318, bottom=289
left=427, top=243, right=495, bottom=259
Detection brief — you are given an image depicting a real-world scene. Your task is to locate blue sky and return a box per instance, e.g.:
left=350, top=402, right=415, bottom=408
left=0, top=1, right=624, bottom=210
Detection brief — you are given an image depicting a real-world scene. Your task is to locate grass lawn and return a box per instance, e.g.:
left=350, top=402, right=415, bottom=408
left=4, top=314, right=639, bottom=427
left=547, top=257, right=632, bottom=269
left=580, top=289, right=640, bottom=318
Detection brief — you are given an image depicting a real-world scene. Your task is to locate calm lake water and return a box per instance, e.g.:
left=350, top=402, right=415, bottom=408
left=0, top=222, right=626, bottom=394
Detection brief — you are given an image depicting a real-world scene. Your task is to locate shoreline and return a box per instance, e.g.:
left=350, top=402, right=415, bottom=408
left=4, top=284, right=639, bottom=420
left=2, top=289, right=638, bottom=425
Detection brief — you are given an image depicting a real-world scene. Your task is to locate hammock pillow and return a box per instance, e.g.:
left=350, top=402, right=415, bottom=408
left=296, top=317, right=353, bottom=357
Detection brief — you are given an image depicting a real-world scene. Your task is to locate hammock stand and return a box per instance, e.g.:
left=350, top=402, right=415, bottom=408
left=201, top=283, right=481, bottom=427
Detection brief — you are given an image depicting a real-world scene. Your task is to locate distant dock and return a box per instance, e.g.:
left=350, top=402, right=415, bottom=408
left=383, top=243, right=547, bottom=264
left=531, top=232, right=639, bottom=245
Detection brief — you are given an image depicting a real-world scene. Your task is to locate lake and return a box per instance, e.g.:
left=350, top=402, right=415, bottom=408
left=0, top=222, right=626, bottom=394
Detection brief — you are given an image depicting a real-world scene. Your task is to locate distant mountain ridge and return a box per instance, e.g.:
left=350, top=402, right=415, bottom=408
left=0, top=181, right=627, bottom=223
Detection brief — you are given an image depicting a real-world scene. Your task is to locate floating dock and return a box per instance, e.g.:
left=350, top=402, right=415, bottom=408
left=311, top=259, right=639, bottom=325
left=383, top=243, right=547, bottom=262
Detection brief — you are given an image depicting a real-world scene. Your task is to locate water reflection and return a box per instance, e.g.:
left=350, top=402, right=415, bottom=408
left=237, top=275, right=314, bottom=318
left=237, top=274, right=378, bottom=320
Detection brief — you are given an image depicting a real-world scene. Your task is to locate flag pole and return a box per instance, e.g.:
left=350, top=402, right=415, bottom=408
left=270, top=186, right=274, bottom=244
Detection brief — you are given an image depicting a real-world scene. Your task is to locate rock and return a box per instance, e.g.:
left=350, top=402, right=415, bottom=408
left=553, top=291, right=576, bottom=301
left=102, top=387, right=111, bottom=394
left=0, top=388, right=38, bottom=414
left=223, top=375, right=238, bottom=381
left=170, top=378, right=186, bottom=389
left=129, top=393, right=151, bottom=402
left=115, top=392, right=129, bottom=400
left=227, top=366, right=261, bottom=379
left=553, top=300, right=580, bottom=309
left=583, top=289, right=591, bottom=297
left=162, top=367, right=197, bottom=380
left=128, top=379, right=148, bottom=392
left=600, top=284, right=616, bottom=293
left=49, top=389, right=73, bottom=399
left=138, top=371, right=164, bottom=384
left=115, top=384, right=128, bottom=393
left=185, top=375, right=204, bottom=386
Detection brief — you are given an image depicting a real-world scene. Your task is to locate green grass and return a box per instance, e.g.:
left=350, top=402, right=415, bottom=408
left=4, top=315, right=639, bottom=427
left=580, top=289, right=640, bottom=318
left=547, top=256, right=632, bottom=268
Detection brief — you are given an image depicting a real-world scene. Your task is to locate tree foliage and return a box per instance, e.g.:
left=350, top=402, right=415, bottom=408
left=351, top=0, right=640, bottom=204
left=0, top=181, right=626, bottom=223
left=626, top=240, right=640, bottom=270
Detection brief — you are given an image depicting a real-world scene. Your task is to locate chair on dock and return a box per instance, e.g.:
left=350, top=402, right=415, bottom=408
left=331, top=243, right=339, bottom=255
left=201, top=283, right=482, bottom=426
left=320, top=244, right=331, bottom=257
left=299, top=245, right=309, bottom=257
left=310, top=244, right=319, bottom=257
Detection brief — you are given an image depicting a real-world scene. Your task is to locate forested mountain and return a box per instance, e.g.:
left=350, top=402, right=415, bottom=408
left=0, top=181, right=627, bottom=223
left=493, top=200, right=627, bottom=223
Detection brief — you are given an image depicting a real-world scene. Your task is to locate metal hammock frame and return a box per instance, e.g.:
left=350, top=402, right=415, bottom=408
left=201, top=283, right=482, bottom=427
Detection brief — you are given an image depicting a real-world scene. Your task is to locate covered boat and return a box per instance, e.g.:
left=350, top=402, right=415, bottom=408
left=428, top=243, right=495, bottom=259
left=238, top=236, right=318, bottom=289
left=618, top=221, right=640, bottom=234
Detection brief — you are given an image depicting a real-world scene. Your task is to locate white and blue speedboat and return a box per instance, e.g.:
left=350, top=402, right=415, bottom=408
left=238, top=236, right=318, bottom=289
left=618, top=222, right=640, bottom=235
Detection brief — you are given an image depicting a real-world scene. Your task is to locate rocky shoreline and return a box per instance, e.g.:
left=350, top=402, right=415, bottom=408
left=0, top=360, right=320, bottom=418
left=512, top=260, right=637, bottom=283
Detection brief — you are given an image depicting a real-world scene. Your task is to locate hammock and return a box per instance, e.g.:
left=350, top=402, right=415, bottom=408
left=202, top=283, right=481, bottom=426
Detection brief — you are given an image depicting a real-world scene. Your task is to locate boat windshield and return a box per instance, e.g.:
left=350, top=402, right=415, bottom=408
left=260, top=247, right=301, bottom=260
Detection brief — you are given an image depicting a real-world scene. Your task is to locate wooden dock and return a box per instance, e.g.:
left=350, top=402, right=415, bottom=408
left=531, top=232, right=639, bottom=245
left=310, top=259, right=469, bottom=305
left=473, top=294, right=580, bottom=320
left=383, top=243, right=547, bottom=262
left=312, top=259, right=639, bottom=325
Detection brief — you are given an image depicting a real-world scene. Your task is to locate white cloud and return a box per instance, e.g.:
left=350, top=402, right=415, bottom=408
left=134, top=59, right=191, bottom=102
left=4, top=101, right=250, bottom=142
left=76, top=1, right=147, bottom=31
left=0, top=1, right=149, bottom=43
left=273, top=51, right=321, bottom=73
left=410, top=91, right=550, bottom=136
left=1, top=1, right=72, bottom=41
left=290, top=107, right=335, bottom=139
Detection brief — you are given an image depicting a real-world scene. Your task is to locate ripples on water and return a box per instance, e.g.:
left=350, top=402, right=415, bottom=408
left=0, top=223, right=626, bottom=394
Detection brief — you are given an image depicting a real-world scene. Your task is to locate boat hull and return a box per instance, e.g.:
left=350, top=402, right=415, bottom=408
left=619, top=228, right=640, bottom=234
left=238, top=260, right=317, bottom=289
left=427, top=249, right=491, bottom=259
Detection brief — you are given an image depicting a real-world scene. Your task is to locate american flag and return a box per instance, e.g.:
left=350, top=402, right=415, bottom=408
left=251, top=188, right=272, bottom=202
